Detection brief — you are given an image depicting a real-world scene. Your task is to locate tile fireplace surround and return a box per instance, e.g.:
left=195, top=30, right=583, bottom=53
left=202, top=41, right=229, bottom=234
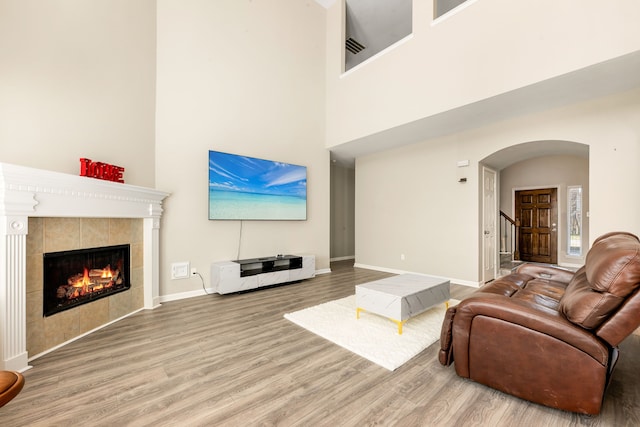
left=0, top=162, right=169, bottom=371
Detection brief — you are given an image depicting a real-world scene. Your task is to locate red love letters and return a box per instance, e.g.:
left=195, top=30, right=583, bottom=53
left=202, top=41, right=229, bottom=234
left=79, top=158, right=125, bottom=183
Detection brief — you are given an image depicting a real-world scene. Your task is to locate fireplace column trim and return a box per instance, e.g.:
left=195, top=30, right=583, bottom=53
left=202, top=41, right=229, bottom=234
left=144, top=217, right=162, bottom=309
left=0, top=215, right=29, bottom=371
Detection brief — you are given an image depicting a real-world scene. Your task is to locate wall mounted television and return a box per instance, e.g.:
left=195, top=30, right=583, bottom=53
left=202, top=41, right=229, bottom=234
left=208, top=150, right=307, bottom=220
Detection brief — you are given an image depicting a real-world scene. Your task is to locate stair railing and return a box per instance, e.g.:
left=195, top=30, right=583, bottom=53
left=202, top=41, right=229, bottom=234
left=499, top=211, right=520, bottom=261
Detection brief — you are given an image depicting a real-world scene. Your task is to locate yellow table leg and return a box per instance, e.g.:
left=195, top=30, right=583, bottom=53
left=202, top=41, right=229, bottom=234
left=358, top=298, right=450, bottom=335
left=392, top=319, right=406, bottom=335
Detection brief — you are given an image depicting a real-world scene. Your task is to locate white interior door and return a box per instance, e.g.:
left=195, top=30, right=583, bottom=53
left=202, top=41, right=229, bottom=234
left=482, top=167, right=497, bottom=283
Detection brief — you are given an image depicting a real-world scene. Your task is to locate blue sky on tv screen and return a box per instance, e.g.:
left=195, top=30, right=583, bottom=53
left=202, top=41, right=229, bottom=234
left=209, top=151, right=307, bottom=198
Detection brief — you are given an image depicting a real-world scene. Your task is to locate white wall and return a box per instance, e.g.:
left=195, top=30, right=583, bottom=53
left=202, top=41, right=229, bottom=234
left=0, top=0, right=157, bottom=187
left=325, top=0, right=640, bottom=146
left=500, top=155, right=589, bottom=266
left=155, top=0, right=329, bottom=297
left=355, top=89, right=640, bottom=284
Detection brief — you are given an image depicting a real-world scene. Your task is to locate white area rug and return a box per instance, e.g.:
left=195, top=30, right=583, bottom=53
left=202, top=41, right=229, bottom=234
left=284, top=295, right=458, bottom=371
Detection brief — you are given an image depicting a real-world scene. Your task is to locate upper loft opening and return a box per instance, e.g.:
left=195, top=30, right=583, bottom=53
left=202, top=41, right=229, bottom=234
left=434, top=0, right=471, bottom=19
left=345, top=0, right=412, bottom=71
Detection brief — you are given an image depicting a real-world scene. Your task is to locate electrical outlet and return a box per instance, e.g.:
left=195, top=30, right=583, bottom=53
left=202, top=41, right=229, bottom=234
left=400, top=254, right=405, bottom=261
left=171, top=262, right=190, bottom=279
left=191, top=268, right=197, bottom=276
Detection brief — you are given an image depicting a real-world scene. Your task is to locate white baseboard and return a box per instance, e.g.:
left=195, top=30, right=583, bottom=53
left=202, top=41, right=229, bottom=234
left=330, top=255, right=355, bottom=262
left=353, top=263, right=481, bottom=288
left=159, top=288, right=215, bottom=303
left=354, top=263, right=407, bottom=275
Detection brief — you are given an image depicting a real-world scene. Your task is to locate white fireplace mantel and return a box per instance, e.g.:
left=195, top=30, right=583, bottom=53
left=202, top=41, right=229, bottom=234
left=0, top=162, right=169, bottom=371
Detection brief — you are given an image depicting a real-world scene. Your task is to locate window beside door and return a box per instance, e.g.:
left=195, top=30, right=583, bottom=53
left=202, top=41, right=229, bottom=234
left=568, top=186, right=583, bottom=256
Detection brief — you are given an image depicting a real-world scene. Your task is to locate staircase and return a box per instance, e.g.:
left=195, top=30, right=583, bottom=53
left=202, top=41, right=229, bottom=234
left=499, top=211, right=522, bottom=276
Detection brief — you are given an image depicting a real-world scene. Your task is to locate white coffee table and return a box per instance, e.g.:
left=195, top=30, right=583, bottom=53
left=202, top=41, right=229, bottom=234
left=356, top=274, right=450, bottom=334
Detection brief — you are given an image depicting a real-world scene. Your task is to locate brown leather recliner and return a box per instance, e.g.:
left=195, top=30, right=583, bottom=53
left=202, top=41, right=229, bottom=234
left=439, top=231, right=640, bottom=415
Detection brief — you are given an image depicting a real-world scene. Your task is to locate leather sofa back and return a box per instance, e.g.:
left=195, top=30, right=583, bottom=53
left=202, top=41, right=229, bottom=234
left=559, top=232, right=640, bottom=330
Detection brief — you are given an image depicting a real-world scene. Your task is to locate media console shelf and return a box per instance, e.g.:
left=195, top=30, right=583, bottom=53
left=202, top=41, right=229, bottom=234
left=211, top=254, right=315, bottom=294
left=238, top=255, right=303, bottom=277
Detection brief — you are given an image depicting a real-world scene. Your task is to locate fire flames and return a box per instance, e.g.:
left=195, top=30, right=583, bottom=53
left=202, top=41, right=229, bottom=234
left=58, top=264, right=122, bottom=300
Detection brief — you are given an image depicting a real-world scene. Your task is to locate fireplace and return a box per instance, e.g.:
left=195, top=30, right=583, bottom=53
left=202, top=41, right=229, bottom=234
left=1, top=162, right=168, bottom=371
left=43, top=244, right=131, bottom=317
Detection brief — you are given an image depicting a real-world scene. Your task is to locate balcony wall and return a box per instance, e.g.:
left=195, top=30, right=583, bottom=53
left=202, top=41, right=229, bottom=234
left=326, top=0, right=640, bottom=149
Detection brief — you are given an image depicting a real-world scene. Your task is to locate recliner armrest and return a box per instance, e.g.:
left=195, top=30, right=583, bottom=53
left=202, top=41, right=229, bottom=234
left=516, top=263, right=575, bottom=285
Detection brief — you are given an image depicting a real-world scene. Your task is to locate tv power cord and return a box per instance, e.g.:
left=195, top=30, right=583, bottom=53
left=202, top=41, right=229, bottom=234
left=192, top=271, right=213, bottom=295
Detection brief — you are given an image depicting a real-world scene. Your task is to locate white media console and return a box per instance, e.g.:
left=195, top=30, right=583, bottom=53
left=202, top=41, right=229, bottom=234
left=211, top=254, right=315, bottom=294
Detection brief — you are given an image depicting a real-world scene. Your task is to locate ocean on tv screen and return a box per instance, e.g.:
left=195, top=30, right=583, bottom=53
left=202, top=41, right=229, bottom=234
left=209, top=189, right=306, bottom=220
left=208, top=150, right=307, bottom=220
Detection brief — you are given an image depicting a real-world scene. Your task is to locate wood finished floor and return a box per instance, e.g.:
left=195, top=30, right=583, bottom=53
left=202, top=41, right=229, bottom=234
left=2, top=262, right=639, bottom=426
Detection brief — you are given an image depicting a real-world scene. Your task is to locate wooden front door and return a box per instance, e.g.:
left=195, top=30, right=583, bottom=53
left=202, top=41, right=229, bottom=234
left=515, top=188, right=558, bottom=264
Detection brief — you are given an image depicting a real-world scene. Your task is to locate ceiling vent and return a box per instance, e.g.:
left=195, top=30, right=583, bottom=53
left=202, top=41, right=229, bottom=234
left=345, top=37, right=365, bottom=54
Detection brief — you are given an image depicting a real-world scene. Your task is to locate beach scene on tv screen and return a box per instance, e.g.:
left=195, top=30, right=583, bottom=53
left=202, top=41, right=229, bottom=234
left=209, top=151, right=307, bottom=220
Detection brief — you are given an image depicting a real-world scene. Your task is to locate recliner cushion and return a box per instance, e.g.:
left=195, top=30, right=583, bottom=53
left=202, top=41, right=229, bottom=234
left=560, top=233, right=640, bottom=329
left=585, top=233, right=640, bottom=296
